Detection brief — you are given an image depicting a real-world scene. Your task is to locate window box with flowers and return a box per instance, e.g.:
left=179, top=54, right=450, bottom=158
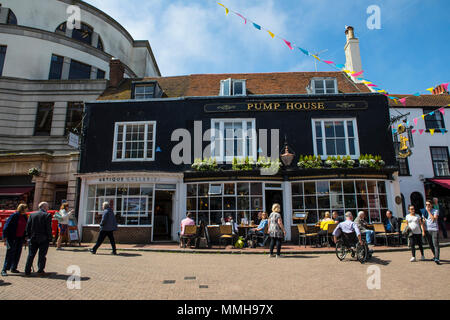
left=325, top=156, right=355, bottom=169
left=191, top=158, right=218, bottom=171
left=359, top=154, right=385, bottom=170
left=297, top=155, right=322, bottom=169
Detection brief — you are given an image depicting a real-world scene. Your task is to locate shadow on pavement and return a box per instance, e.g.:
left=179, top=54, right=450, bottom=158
left=0, top=281, right=12, bottom=287
left=280, top=255, right=319, bottom=259
left=367, top=256, right=391, bottom=266
left=94, top=252, right=142, bottom=257
left=17, top=272, right=91, bottom=281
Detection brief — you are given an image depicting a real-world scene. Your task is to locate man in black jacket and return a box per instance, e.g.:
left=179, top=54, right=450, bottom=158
left=384, top=210, right=399, bottom=233
left=24, top=202, right=53, bottom=276
left=90, top=202, right=118, bottom=255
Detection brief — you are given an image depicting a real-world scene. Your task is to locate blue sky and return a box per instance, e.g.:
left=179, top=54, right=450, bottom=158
left=84, top=0, right=449, bottom=94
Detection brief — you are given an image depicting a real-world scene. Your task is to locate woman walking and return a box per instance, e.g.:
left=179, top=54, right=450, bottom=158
left=56, top=202, right=74, bottom=250
left=406, top=205, right=425, bottom=262
left=2, top=204, right=28, bottom=276
left=268, top=203, right=286, bottom=258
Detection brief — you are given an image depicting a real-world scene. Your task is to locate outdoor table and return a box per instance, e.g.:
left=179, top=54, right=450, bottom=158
left=238, top=225, right=258, bottom=239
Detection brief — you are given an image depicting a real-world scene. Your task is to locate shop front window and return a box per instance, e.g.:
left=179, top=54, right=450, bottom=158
left=186, top=182, right=264, bottom=225
left=86, top=184, right=154, bottom=226
left=291, top=179, right=387, bottom=224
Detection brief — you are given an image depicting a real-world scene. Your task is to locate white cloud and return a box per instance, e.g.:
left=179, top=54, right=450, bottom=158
left=84, top=0, right=298, bottom=76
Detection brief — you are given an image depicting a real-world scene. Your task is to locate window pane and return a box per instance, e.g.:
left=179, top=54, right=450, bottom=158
left=315, top=121, right=322, bottom=137
left=34, top=102, right=54, bottom=136
left=325, top=80, right=335, bottom=93
left=222, top=79, right=230, bottom=96
left=316, top=139, right=323, bottom=155
left=316, top=181, right=329, bottom=194
left=187, top=184, right=197, bottom=197
left=49, top=54, right=64, bottom=80
left=349, top=138, right=356, bottom=155
left=344, top=194, right=356, bottom=208
left=291, top=183, right=303, bottom=196
left=237, top=183, right=249, bottom=196
left=343, top=181, right=355, bottom=193
left=335, top=121, right=345, bottom=137
left=97, top=69, right=105, bottom=79
left=347, top=121, right=355, bottom=137
left=304, top=182, right=316, bottom=194
left=292, top=196, right=304, bottom=210
left=317, top=196, right=330, bottom=209
left=314, top=80, right=324, bottom=89
left=335, top=139, right=346, bottom=155
left=69, top=59, right=91, bottom=80
left=224, top=183, right=235, bottom=195
left=250, top=183, right=262, bottom=195
left=304, top=196, right=317, bottom=209
left=66, top=102, right=83, bottom=135
left=72, top=23, right=93, bottom=45
left=326, top=139, right=336, bottom=155
left=324, top=122, right=335, bottom=137
left=233, top=81, right=243, bottom=95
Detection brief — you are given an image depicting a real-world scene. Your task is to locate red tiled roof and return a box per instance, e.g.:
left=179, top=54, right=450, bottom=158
left=388, top=94, right=450, bottom=107
left=98, top=71, right=372, bottom=100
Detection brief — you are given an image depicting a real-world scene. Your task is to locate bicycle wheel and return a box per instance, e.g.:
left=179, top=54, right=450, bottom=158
left=335, top=241, right=347, bottom=261
left=356, top=242, right=368, bottom=264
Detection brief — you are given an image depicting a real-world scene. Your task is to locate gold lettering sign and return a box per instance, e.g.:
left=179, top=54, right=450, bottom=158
left=207, top=100, right=367, bottom=113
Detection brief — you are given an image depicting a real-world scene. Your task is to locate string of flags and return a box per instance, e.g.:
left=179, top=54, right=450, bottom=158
left=392, top=105, right=449, bottom=136
left=216, top=2, right=449, bottom=108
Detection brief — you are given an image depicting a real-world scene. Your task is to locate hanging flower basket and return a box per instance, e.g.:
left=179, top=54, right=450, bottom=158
left=28, top=167, right=41, bottom=177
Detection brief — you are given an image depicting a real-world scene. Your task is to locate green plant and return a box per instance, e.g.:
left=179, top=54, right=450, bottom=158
left=191, top=158, right=218, bottom=171
left=232, top=156, right=255, bottom=171
left=325, top=155, right=355, bottom=168
left=297, top=155, right=322, bottom=169
left=28, top=167, right=41, bottom=177
left=359, top=154, right=385, bottom=169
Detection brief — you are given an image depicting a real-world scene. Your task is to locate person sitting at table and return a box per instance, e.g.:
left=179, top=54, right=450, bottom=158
left=332, top=211, right=344, bottom=223
left=225, top=215, right=239, bottom=235
left=318, top=212, right=335, bottom=246
left=384, top=210, right=399, bottom=233
left=247, top=212, right=268, bottom=245
left=180, top=212, right=195, bottom=236
left=354, top=211, right=374, bottom=245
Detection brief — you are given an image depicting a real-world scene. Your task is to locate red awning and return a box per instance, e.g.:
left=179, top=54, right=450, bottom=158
left=429, top=179, right=450, bottom=190
left=0, top=187, right=34, bottom=196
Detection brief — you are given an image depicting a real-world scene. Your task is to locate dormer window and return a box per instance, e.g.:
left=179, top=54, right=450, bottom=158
left=310, top=78, right=338, bottom=94
left=220, top=79, right=246, bottom=96
left=132, top=81, right=163, bottom=99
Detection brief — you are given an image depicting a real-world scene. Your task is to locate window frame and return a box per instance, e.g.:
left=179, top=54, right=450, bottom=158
left=311, top=118, right=360, bottom=159
left=48, top=54, right=64, bottom=80
left=210, top=118, right=257, bottom=163
left=397, top=157, right=411, bottom=176
left=7, top=9, right=17, bottom=25
left=220, top=79, right=247, bottom=96
left=34, top=102, right=54, bottom=136
left=65, top=102, right=84, bottom=136
left=430, top=146, right=450, bottom=177
left=0, top=45, right=6, bottom=77
left=134, top=84, right=155, bottom=100
left=424, top=108, right=446, bottom=131
left=68, top=59, right=92, bottom=80
left=310, top=77, right=338, bottom=94
left=112, top=121, right=157, bottom=162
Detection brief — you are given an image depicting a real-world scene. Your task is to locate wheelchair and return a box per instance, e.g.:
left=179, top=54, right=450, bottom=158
left=335, top=232, right=372, bottom=264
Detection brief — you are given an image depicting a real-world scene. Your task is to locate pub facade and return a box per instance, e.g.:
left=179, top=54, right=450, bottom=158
left=78, top=71, right=401, bottom=244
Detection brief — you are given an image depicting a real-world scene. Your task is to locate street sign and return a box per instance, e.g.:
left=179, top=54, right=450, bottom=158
left=68, top=132, right=80, bottom=149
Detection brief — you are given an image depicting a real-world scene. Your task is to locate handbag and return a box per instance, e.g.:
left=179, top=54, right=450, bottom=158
left=402, top=224, right=412, bottom=237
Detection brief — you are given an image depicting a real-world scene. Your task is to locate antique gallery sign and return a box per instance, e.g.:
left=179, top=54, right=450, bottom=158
left=204, top=100, right=368, bottom=113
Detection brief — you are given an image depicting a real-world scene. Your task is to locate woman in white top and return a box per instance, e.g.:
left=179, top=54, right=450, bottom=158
left=406, top=205, right=425, bottom=262
left=56, top=202, right=74, bottom=250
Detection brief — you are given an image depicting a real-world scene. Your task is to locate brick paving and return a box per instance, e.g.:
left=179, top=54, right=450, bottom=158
left=0, top=245, right=449, bottom=300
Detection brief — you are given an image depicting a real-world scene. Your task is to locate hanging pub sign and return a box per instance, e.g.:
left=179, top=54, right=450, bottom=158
left=68, top=132, right=80, bottom=149
left=204, top=100, right=368, bottom=113
left=396, top=124, right=412, bottom=158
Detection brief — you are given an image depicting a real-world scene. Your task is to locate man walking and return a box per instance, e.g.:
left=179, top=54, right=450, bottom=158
left=90, top=202, right=118, bottom=255
left=423, top=200, right=440, bottom=265
left=433, top=197, right=447, bottom=239
left=24, top=202, right=52, bottom=276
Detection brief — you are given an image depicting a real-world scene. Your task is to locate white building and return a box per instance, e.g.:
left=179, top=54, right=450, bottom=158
left=389, top=94, right=450, bottom=217
left=0, top=0, right=160, bottom=211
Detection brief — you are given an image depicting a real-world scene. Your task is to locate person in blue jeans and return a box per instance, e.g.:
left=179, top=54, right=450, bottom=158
left=422, top=200, right=440, bottom=265
left=354, top=211, right=374, bottom=244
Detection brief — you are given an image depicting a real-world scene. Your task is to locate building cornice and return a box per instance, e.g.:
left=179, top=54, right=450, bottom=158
left=0, top=24, right=138, bottom=78
left=76, top=171, right=184, bottom=180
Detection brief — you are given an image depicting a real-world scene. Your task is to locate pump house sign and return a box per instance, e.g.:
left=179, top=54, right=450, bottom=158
left=204, top=100, right=368, bottom=113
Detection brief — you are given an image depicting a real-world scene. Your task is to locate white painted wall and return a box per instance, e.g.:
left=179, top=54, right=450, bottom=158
left=390, top=107, right=450, bottom=209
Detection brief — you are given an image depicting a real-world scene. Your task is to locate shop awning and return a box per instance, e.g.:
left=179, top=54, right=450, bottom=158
left=0, top=187, right=34, bottom=196
left=429, top=179, right=450, bottom=190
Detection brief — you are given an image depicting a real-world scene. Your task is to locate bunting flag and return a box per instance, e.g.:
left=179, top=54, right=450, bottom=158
left=299, top=48, right=309, bottom=56
left=441, top=129, right=446, bottom=134
left=234, top=12, right=247, bottom=24
left=414, top=118, right=418, bottom=126
left=215, top=2, right=448, bottom=106
left=283, top=39, right=293, bottom=50
left=218, top=3, right=229, bottom=15
left=411, top=129, right=416, bottom=134
left=439, top=108, right=445, bottom=115
left=419, top=129, right=424, bottom=135
left=252, top=22, right=261, bottom=30
left=421, top=114, right=426, bottom=119
left=430, top=129, right=435, bottom=135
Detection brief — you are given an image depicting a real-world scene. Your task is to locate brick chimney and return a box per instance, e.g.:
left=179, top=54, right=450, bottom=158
left=344, top=26, right=363, bottom=84
left=109, top=58, right=124, bottom=88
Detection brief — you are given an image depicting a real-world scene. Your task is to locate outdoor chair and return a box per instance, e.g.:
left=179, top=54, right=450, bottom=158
left=180, top=225, right=199, bottom=248
left=297, top=224, right=319, bottom=247
left=219, top=225, right=234, bottom=248
left=251, top=225, right=269, bottom=248
left=323, top=223, right=338, bottom=247
left=373, top=223, right=398, bottom=246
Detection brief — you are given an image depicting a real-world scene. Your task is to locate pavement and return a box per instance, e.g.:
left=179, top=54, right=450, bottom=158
left=0, top=244, right=449, bottom=300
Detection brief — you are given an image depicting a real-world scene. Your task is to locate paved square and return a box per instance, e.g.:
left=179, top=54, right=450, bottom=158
left=0, top=246, right=449, bottom=300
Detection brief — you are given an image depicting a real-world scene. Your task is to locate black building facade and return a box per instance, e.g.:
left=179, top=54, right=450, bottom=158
left=78, top=72, right=400, bottom=244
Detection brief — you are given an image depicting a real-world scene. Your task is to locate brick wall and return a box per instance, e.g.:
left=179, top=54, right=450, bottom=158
left=82, top=226, right=152, bottom=244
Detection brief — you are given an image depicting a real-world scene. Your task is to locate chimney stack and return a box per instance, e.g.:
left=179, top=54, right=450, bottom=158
left=344, top=26, right=363, bottom=84
left=109, top=58, right=124, bottom=88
